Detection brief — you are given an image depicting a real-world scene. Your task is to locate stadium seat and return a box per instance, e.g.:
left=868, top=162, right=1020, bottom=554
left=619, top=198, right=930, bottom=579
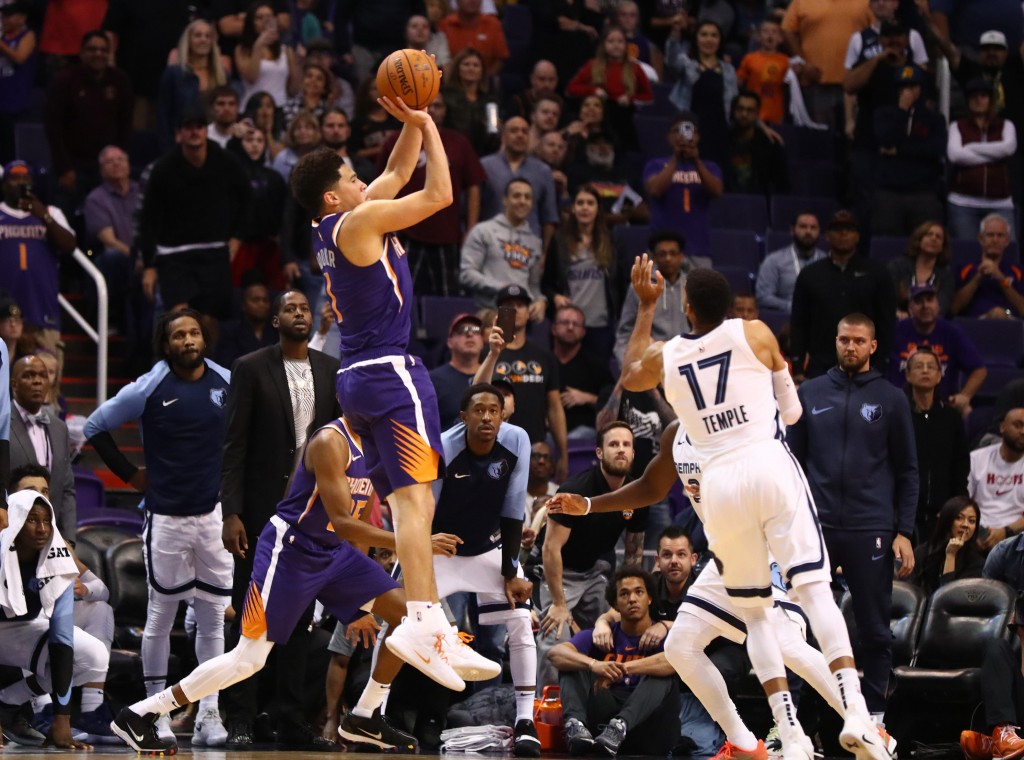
left=710, top=229, right=761, bottom=271
left=757, top=308, right=789, bottom=337
left=954, top=318, right=1024, bottom=367
left=646, top=82, right=677, bottom=116
left=716, top=265, right=755, bottom=295
left=106, top=538, right=147, bottom=630
left=769, top=195, right=841, bottom=232
left=971, top=366, right=1024, bottom=404
left=772, top=124, right=839, bottom=161
left=841, top=581, right=927, bottom=668
left=893, top=578, right=1015, bottom=701
left=76, top=524, right=137, bottom=553
left=966, top=405, right=996, bottom=447
left=418, top=295, right=479, bottom=343
left=14, top=121, right=52, bottom=171
left=869, top=236, right=909, bottom=264
left=567, top=437, right=597, bottom=478
left=787, top=161, right=840, bottom=198
left=77, top=510, right=145, bottom=533
left=710, top=194, right=767, bottom=234
left=74, top=539, right=106, bottom=585
left=633, top=114, right=673, bottom=159
left=73, top=467, right=106, bottom=514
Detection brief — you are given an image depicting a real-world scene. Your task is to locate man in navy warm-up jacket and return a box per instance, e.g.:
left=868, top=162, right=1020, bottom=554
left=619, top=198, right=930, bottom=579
left=786, top=312, right=919, bottom=726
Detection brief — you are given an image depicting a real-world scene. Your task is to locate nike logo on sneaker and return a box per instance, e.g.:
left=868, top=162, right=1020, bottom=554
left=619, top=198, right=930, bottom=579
left=162, top=399, right=179, bottom=407
left=811, top=406, right=833, bottom=415
left=417, top=653, right=431, bottom=664
left=365, top=731, right=383, bottom=740
left=128, top=726, right=146, bottom=743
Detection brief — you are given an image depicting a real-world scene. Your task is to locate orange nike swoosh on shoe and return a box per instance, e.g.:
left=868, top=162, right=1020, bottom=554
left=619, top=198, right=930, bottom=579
left=417, top=653, right=431, bottom=664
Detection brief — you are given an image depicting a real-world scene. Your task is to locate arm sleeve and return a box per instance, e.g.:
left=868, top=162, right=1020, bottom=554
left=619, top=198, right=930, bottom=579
left=88, top=431, right=139, bottom=483
left=78, top=569, right=109, bottom=602
left=947, top=122, right=989, bottom=166
left=889, top=392, right=920, bottom=537
left=785, top=385, right=809, bottom=465
left=844, top=32, right=862, bottom=70
left=500, top=516, right=524, bottom=578
left=958, top=120, right=1018, bottom=162
left=48, top=585, right=75, bottom=714
left=84, top=366, right=163, bottom=478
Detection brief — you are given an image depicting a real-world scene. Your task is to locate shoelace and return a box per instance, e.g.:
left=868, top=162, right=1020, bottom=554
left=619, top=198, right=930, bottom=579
left=433, top=633, right=451, bottom=662
left=453, top=631, right=475, bottom=647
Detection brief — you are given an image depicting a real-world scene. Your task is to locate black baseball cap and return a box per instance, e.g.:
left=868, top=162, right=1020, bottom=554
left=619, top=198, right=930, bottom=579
left=496, top=284, right=532, bottom=306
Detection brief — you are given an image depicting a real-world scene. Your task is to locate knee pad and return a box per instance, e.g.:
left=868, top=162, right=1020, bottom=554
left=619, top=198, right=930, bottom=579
left=791, top=580, right=853, bottom=664
left=71, top=628, right=110, bottom=685
left=664, top=614, right=717, bottom=677
left=229, top=637, right=272, bottom=681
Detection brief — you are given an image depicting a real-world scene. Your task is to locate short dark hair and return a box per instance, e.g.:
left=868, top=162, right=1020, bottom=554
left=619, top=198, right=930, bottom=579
left=685, top=268, right=732, bottom=326
left=460, top=382, right=505, bottom=412
left=597, top=420, right=633, bottom=448
left=605, top=565, right=657, bottom=607
left=208, top=85, right=239, bottom=105
left=732, top=90, right=761, bottom=112
left=648, top=229, right=685, bottom=253
left=271, top=288, right=308, bottom=316
left=321, top=106, right=350, bottom=124
left=9, top=463, right=51, bottom=491
left=505, top=177, right=533, bottom=196
left=838, top=312, right=876, bottom=338
left=532, top=92, right=565, bottom=113
left=80, top=30, right=109, bottom=49
left=658, top=525, right=692, bottom=545
left=791, top=211, right=819, bottom=227
left=153, top=308, right=209, bottom=361
left=905, top=345, right=939, bottom=372
left=291, top=148, right=345, bottom=215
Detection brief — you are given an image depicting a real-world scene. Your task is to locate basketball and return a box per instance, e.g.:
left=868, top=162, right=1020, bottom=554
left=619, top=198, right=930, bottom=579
left=376, top=49, right=441, bottom=110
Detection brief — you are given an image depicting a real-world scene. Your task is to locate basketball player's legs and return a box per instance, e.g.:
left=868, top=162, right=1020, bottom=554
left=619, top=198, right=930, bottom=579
left=389, top=481, right=440, bottom=603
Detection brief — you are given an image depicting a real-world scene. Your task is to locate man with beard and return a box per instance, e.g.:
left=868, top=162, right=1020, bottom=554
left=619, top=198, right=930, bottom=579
left=756, top=213, right=825, bottom=313
left=970, top=408, right=1024, bottom=552
left=787, top=313, right=918, bottom=729
left=724, top=92, right=790, bottom=197
left=218, top=289, right=340, bottom=748
left=565, top=131, right=645, bottom=224
left=84, top=309, right=234, bottom=750
left=536, top=422, right=646, bottom=687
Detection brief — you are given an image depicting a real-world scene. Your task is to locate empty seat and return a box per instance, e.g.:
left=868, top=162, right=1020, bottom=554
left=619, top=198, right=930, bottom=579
left=841, top=581, right=927, bottom=669
left=757, top=308, right=789, bottom=338
left=614, top=224, right=652, bottom=265
left=106, top=539, right=147, bottom=629
left=894, top=578, right=1015, bottom=701
left=972, top=366, right=1024, bottom=404
left=716, top=265, right=755, bottom=295
left=77, top=524, right=138, bottom=553
left=710, top=194, right=767, bottom=234
left=567, top=437, right=597, bottom=478
left=633, top=114, right=673, bottom=160
left=710, top=229, right=761, bottom=270
left=954, top=318, right=1024, bottom=367
left=73, top=467, right=106, bottom=515
left=870, top=236, right=910, bottom=264
left=769, top=195, right=841, bottom=232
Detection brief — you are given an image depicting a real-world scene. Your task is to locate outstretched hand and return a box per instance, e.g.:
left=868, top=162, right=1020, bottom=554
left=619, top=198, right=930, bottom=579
left=631, top=254, right=665, bottom=308
left=546, top=493, right=588, bottom=516
left=378, top=96, right=432, bottom=127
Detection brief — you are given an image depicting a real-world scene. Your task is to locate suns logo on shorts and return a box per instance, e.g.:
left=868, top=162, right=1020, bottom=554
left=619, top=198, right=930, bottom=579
left=487, top=460, right=509, bottom=480
left=210, top=388, right=227, bottom=408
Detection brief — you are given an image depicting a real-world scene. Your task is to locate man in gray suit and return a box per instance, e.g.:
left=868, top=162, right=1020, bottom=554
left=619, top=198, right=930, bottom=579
left=8, top=355, right=76, bottom=542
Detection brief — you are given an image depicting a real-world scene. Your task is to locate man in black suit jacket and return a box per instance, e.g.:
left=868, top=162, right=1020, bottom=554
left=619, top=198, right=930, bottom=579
left=7, top=355, right=76, bottom=542
left=219, top=289, right=340, bottom=747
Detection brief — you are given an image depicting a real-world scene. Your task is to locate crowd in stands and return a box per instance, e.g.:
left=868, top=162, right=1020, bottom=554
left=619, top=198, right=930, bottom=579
left=2, top=0, right=1024, bottom=755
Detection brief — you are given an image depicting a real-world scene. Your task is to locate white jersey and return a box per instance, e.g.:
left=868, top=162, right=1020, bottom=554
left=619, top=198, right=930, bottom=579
left=672, top=424, right=706, bottom=523
left=662, top=319, right=782, bottom=465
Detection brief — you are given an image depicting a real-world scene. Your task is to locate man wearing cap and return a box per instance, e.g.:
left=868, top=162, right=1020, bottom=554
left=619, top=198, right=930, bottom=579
left=476, top=285, right=568, bottom=480
left=460, top=178, right=547, bottom=318
left=643, top=114, right=722, bottom=261
left=44, top=30, right=132, bottom=211
left=790, top=210, right=897, bottom=379
left=947, top=77, right=1017, bottom=240
left=937, top=27, right=1024, bottom=138
left=137, top=105, right=250, bottom=327
left=871, top=64, right=946, bottom=235
left=888, top=283, right=987, bottom=410
left=0, top=161, right=77, bottom=357
left=951, top=213, right=1024, bottom=319
left=430, top=313, right=485, bottom=428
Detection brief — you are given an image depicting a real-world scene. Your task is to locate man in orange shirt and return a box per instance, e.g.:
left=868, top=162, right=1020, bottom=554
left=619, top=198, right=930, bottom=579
left=438, top=0, right=510, bottom=78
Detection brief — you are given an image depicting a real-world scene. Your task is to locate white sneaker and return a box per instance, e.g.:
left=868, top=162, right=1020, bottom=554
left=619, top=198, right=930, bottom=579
left=192, top=707, right=228, bottom=747
left=155, top=714, right=177, bottom=746
left=385, top=617, right=466, bottom=691
left=840, top=715, right=894, bottom=760
left=445, top=628, right=502, bottom=681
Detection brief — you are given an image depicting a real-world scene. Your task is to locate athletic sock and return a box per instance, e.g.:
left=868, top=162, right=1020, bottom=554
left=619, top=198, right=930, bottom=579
left=80, top=687, right=105, bottom=713
left=515, top=689, right=535, bottom=723
left=767, top=691, right=803, bottom=746
left=352, top=679, right=390, bottom=719
left=131, top=688, right=182, bottom=718
left=835, top=668, right=870, bottom=718
left=197, top=693, right=219, bottom=714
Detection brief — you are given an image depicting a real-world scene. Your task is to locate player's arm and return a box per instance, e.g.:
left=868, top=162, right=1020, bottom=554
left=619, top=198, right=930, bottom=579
left=546, top=390, right=569, bottom=481
left=500, top=429, right=532, bottom=578
left=743, top=319, right=801, bottom=425
left=84, top=368, right=162, bottom=490
left=540, top=518, right=576, bottom=638
left=621, top=254, right=666, bottom=392
left=549, top=422, right=680, bottom=516
left=306, top=430, right=399, bottom=550
left=366, top=120, right=423, bottom=201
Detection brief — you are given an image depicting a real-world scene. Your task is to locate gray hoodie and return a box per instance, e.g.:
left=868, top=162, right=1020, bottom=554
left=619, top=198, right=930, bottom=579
left=459, top=213, right=545, bottom=308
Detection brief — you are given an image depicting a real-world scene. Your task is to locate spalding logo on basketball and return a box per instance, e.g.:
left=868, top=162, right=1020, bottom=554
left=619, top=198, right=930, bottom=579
left=377, top=49, right=441, bottom=110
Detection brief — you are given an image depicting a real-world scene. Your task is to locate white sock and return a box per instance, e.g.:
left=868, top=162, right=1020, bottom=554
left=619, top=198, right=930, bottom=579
left=145, top=679, right=166, bottom=698
left=352, top=679, right=390, bottom=718
left=131, top=688, right=182, bottom=717
left=835, top=668, right=869, bottom=718
left=515, top=689, right=535, bottom=723
left=767, top=691, right=802, bottom=745
left=871, top=712, right=885, bottom=727
left=198, top=694, right=219, bottom=713
left=31, top=693, right=51, bottom=713
left=80, top=687, right=105, bottom=713
left=406, top=601, right=433, bottom=623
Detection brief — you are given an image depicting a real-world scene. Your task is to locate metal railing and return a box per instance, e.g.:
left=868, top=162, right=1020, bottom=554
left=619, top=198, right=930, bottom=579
left=58, top=248, right=108, bottom=405
left=937, top=56, right=951, bottom=124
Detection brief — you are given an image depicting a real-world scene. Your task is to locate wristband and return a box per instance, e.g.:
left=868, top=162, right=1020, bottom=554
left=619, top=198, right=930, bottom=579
left=584, top=497, right=592, bottom=515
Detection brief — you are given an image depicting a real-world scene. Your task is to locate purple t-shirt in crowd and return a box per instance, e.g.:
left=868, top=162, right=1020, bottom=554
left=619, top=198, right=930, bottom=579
left=955, top=259, right=1024, bottom=317
left=888, top=318, right=985, bottom=397
left=569, top=621, right=664, bottom=691
left=643, top=157, right=721, bottom=258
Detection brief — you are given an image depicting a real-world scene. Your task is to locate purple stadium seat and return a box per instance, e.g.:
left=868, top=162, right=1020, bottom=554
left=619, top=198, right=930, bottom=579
left=970, top=366, right=1024, bottom=403
left=870, top=236, right=910, bottom=263
left=758, top=308, right=789, bottom=338
left=954, top=318, right=1024, bottom=367
left=73, top=468, right=105, bottom=515
left=633, top=114, right=673, bottom=160
left=710, top=229, right=761, bottom=270
left=717, top=265, right=755, bottom=295
left=419, top=295, right=479, bottom=343
left=710, top=194, right=768, bottom=233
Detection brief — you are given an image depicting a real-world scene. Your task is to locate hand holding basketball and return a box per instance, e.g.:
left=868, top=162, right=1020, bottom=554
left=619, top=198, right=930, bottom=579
left=377, top=49, right=441, bottom=110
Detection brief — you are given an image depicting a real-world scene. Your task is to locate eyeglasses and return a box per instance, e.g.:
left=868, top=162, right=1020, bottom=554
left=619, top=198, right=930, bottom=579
left=453, top=325, right=481, bottom=336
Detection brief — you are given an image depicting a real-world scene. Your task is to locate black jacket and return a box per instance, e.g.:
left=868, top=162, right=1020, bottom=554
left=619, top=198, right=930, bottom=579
left=873, top=102, right=947, bottom=192
left=910, top=400, right=969, bottom=536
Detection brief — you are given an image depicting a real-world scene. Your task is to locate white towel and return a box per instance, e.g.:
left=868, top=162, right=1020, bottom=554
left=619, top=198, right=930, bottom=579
left=440, top=725, right=514, bottom=753
left=0, top=490, right=78, bottom=618
left=785, top=64, right=829, bottom=131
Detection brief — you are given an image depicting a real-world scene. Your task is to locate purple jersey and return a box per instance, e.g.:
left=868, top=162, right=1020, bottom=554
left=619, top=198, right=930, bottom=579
left=0, top=204, right=60, bottom=329
left=312, top=212, right=413, bottom=360
left=276, top=418, right=373, bottom=546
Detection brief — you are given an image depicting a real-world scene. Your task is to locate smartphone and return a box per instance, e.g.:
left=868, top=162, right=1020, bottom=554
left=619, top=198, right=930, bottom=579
left=496, top=305, right=517, bottom=340
left=678, top=122, right=695, bottom=141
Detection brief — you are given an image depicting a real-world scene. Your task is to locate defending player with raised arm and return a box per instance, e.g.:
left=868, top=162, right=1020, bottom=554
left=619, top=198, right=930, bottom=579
left=111, top=417, right=462, bottom=754
left=289, top=92, right=476, bottom=691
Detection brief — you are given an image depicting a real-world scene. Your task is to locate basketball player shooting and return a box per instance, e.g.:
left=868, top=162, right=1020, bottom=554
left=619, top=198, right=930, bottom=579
left=550, top=256, right=893, bottom=760
left=289, top=90, right=495, bottom=691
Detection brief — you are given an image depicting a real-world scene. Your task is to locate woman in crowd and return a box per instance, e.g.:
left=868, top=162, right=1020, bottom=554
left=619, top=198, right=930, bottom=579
left=911, top=496, right=984, bottom=595
left=281, top=61, right=333, bottom=130
left=442, top=47, right=500, bottom=157
left=543, top=184, right=621, bottom=357
left=158, top=19, right=229, bottom=152
left=235, top=0, right=299, bottom=110
left=242, top=90, right=285, bottom=161
left=272, top=110, right=321, bottom=180
left=666, top=20, right=737, bottom=166
left=565, top=24, right=652, bottom=151
left=348, top=76, right=400, bottom=173
left=564, top=93, right=615, bottom=164
left=888, top=220, right=955, bottom=316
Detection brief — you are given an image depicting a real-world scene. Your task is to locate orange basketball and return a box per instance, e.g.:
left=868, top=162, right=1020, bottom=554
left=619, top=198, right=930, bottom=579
left=376, top=49, right=441, bottom=110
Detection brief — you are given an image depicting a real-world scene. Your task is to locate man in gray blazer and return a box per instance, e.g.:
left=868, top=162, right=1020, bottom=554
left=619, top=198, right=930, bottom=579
left=8, top=355, right=76, bottom=542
